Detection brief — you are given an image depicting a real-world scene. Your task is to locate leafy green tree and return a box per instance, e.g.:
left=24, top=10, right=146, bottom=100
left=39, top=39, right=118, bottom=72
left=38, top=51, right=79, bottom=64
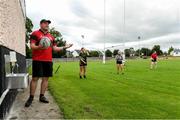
left=49, top=27, right=67, bottom=58
left=26, top=17, right=33, bottom=58
left=151, top=45, right=163, bottom=55
left=105, top=49, right=112, bottom=57
left=113, top=49, right=119, bottom=56
left=135, top=49, right=141, bottom=56
left=129, top=47, right=135, bottom=56
left=89, top=50, right=99, bottom=57
left=26, top=45, right=32, bottom=58
left=124, top=48, right=135, bottom=57
left=125, top=49, right=130, bottom=57
left=141, top=48, right=151, bottom=56
left=49, top=27, right=62, bottom=38
left=164, top=51, right=168, bottom=56
left=168, top=46, right=174, bottom=55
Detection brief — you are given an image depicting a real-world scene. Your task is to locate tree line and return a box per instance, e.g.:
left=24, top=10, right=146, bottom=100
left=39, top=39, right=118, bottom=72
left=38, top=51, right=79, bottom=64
left=105, top=45, right=174, bottom=57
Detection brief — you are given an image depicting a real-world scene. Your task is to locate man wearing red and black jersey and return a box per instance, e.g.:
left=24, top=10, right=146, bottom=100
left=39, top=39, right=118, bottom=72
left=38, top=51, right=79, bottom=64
left=25, top=19, right=73, bottom=107
left=150, top=51, right=158, bottom=69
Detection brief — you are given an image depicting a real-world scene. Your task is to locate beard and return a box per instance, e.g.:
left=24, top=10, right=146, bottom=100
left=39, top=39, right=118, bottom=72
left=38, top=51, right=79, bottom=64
left=41, top=26, right=49, bottom=32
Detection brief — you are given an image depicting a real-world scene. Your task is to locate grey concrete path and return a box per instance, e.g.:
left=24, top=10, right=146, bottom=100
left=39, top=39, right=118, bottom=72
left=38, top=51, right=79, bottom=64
left=7, top=78, right=63, bottom=119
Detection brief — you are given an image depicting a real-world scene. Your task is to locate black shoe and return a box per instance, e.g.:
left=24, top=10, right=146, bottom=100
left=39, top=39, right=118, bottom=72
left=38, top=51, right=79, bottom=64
left=84, top=75, right=86, bottom=79
left=39, top=96, right=49, bottom=103
left=25, top=97, right=33, bottom=107
left=80, top=76, right=82, bottom=79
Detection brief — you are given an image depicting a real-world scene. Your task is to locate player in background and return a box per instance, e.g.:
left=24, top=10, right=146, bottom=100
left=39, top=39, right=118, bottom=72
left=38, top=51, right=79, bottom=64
left=79, top=47, right=89, bottom=79
left=150, top=51, right=158, bottom=69
left=116, top=51, right=124, bottom=74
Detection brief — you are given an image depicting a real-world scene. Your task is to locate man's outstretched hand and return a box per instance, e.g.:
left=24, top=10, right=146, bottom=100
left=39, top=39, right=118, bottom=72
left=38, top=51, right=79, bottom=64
left=64, top=44, right=73, bottom=49
left=53, top=43, right=73, bottom=52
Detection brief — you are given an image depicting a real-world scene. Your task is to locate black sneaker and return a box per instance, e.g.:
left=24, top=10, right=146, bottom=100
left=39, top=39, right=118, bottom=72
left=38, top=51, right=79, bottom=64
left=25, top=97, right=33, bottom=107
left=80, top=76, right=82, bottom=79
left=39, top=96, right=49, bottom=103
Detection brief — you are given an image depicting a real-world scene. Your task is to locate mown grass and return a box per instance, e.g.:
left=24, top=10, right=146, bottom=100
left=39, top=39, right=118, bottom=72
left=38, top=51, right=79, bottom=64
left=46, top=58, right=180, bottom=119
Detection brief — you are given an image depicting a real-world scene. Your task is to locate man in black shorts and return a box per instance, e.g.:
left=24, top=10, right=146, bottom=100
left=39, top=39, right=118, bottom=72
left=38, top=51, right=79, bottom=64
left=25, top=19, right=73, bottom=107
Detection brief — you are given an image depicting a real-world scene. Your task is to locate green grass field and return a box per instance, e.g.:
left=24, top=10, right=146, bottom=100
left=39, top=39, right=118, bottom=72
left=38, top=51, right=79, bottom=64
left=48, top=58, right=180, bottom=119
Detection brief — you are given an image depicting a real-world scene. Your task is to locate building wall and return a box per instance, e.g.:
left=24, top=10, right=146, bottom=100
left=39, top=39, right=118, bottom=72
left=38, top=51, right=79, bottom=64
left=0, top=0, right=26, bottom=119
left=0, top=0, right=26, bottom=55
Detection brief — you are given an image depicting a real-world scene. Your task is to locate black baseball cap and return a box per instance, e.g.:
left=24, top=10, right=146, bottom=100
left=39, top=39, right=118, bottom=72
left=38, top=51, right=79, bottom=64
left=40, top=19, right=51, bottom=24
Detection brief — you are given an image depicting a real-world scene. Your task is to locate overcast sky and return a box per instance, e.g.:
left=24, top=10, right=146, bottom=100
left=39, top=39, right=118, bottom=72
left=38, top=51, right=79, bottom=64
left=26, top=0, right=180, bottom=51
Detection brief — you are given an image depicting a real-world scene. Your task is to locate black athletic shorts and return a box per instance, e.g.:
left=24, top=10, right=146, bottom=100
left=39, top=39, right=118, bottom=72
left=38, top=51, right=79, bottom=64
left=80, top=62, right=87, bottom=66
left=152, top=58, right=157, bottom=62
left=32, top=61, right=53, bottom=77
left=116, top=61, right=122, bottom=64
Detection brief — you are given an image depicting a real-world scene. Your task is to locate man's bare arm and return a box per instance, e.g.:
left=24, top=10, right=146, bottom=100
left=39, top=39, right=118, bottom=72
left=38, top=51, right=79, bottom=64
left=53, top=44, right=73, bottom=52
